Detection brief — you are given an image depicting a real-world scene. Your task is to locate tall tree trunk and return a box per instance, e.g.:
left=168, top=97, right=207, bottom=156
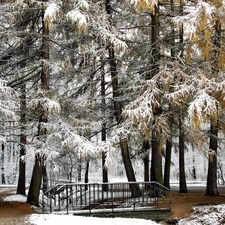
left=17, top=83, right=26, bottom=195
left=101, top=58, right=108, bottom=191
left=149, top=4, right=160, bottom=79
left=105, top=0, right=138, bottom=189
left=17, top=37, right=29, bottom=195
left=102, top=123, right=108, bottom=191
left=179, top=110, right=188, bottom=193
left=205, top=20, right=221, bottom=196
left=142, top=140, right=150, bottom=183
left=206, top=123, right=219, bottom=196
left=42, top=165, right=48, bottom=193
left=77, top=160, right=82, bottom=182
left=149, top=4, right=162, bottom=184
left=120, top=140, right=141, bottom=197
left=164, top=138, right=172, bottom=189
left=151, top=119, right=163, bottom=184
left=27, top=4, right=49, bottom=206
left=1, top=143, right=5, bottom=184
left=27, top=153, right=45, bottom=206
left=84, top=160, right=89, bottom=190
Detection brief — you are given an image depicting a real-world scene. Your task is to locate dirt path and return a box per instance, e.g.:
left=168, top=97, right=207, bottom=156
left=0, top=188, right=36, bottom=224
left=167, top=185, right=225, bottom=222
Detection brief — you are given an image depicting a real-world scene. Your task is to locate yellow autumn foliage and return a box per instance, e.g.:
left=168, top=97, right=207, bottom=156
left=143, top=124, right=150, bottom=140
left=185, top=0, right=223, bottom=66
left=208, top=0, right=222, bottom=8
left=135, top=0, right=159, bottom=13
left=216, top=46, right=225, bottom=71
left=192, top=110, right=201, bottom=130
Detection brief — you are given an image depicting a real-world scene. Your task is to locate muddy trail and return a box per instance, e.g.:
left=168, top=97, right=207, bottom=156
left=0, top=188, right=36, bottom=224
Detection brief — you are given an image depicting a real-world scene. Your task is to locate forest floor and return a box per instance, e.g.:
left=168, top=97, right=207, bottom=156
left=0, top=185, right=225, bottom=224
left=166, top=184, right=225, bottom=223
left=0, top=188, right=36, bottom=224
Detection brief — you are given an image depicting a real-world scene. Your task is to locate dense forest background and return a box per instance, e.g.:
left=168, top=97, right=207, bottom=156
left=1, top=0, right=225, bottom=206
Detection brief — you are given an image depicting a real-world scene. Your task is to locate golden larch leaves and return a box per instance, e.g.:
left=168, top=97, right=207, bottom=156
left=135, top=0, right=158, bottom=13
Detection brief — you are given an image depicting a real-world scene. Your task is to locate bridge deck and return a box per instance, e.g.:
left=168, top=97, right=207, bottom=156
left=42, top=181, right=171, bottom=220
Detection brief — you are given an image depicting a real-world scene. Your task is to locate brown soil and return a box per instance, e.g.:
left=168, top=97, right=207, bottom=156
left=0, top=188, right=36, bottom=218
left=167, top=185, right=225, bottom=222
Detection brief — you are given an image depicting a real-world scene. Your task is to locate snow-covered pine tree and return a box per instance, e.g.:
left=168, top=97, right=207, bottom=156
left=176, top=0, right=225, bottom=196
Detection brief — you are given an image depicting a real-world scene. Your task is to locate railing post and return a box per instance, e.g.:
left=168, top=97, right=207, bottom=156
left=49, top=191, right=52, bottom=213
left=154, top=182, right=157, bottom=210
left=58, top=193, right=60, bottom=211
left=66, top=185, right=69, bottom=215
left=89, top=184, right=91, bottom=214
left=80, top=184, right=82, bottom=207
left=42, top=192, right=44, bottom=213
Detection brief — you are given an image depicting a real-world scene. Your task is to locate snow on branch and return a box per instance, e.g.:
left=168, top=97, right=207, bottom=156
left=112, top=126, right=133, bottom=142
left=96, top=24, right=127, bottom=52
left=0, top=135, right=6, bottom=144
left=62, top=131, right=96, bottom=159
left=188, top=91, right=220, bottom=129
left=152, top=114, right=170, bottom=141
left=44, top=3, right=60, bottom=29
left=77, top=0, right=89, bottom=11
left=216, top=80, right=225, bottom=106
left=174, top=1, right=217, bottom=40
left=96, top=141, right=116, bottom=170
left=29, top=97, right=61, bottom=116
left=122, top=80, right=160, bottom=129
left=186, top=127, right=209, bottom=152
left=92, top=13, right=127, bottom=53
left=0, top=80, right=18, bottom=121
left=0, top=101, right=17, bottom=120
left=66, top=9, right=87, bottom=32
left=165, top=83, right=193, bottom=105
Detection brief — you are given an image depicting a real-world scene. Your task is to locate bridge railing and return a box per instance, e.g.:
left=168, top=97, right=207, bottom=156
left=42, top=181, right=171, bottom=215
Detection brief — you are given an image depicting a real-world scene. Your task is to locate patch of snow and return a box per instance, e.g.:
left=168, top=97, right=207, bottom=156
left=3, top=194, right=27, bottom=202
left=178, top=204, right=225, bottom=225
left=27, top=214, right=159, bottom=225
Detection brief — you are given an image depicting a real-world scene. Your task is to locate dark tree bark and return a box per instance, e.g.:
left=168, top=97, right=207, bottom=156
left=151, top=119, right=163, bottom=184
left=164, top=139, right=172, bottom=189
left=102, top=126, right=108, bottom=191
left=142, top=140, right=150, bottom=183
left=179, top=110, right=188, bottom=193
left=149, top=4, right=163, bottom=185
left=101, top=59, right=108, bottom=191
left=205, top=122, right=219, bottom=196
left=27, top=153, right=45, bottom=206
left=27, top=4, right=49, bottom=206
left=105, top=0, right=140, bottom=197
left=148, top=4, right=160, bottom=80
left=77, top=160, right=82, bottom=182
left=17, top=83, right=26, bottom=195
left=205, top=20, right=221, bottom=196
left=84, top=160, right=89, bottom=190
left=42, top=165, right=48, bottom=193
left=1, top=143, right=5, bottom=184
left=120, top=140, right=142, bottom=197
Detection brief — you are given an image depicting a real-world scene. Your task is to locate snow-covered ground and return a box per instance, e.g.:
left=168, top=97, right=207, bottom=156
left=178, top=204, right=225, bottom=225
left=27, top=214, right=159, bottom=225
left=3, top=191, right=159, bottom=225
left=2, top=186, right=225, bottom=225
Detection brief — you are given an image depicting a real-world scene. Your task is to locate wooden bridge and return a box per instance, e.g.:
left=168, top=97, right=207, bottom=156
left=42, top=181, right=171, bottom=221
